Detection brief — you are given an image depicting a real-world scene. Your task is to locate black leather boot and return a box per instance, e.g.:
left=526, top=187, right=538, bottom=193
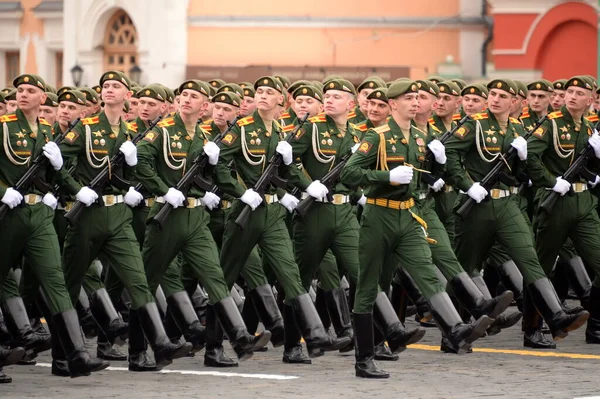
left=585, top=284, right=600, bottom=344
left=0, top=346, right=25, bottom=366
left=496, top=260, right=524, bottom=311
left=315, top=286, right=332, bottom=331
left=76, top=288, right=97, bottom=339
left=249, top=284, right=284, bottom=347
left=373, top=325, right=398, bottom=361
left=482, top=261, right=501, bottom=297
left=137, top=302, right=192, bottom=368
left=390, top=275, right=408, bottom=323
left=127, top=309, right=157, bottom=372
left=282, top=303, right=311, bottom=364
left=291, top=293, right=352, bottom=356
left=214, top=296, right=271, bottom=361
left=324, top=287, right=354, bottom=353
left=0, top=309, right=10, bottom=343
left=190, top=285, right=208, bottom=325
left=353, top=312, right=389, bottom=379
left=241, top=288, right=260, bottom=334
left=428, top=292, right=491, bottom=354
left=166, top=291, right=206, bottom=353
left=88, top=288, right=128, bottom=346
left=398, top=269, right=435, bottom=326
left=2, top=296, right=51, bottom=357
left=563, top=256, right=592, bottom=309
left=96, top=329, right=127, bottom=361
left=53, top=309, right=109, bottom=378
left=204, top=305, right=238, bottom=367
left=471, top=274, right=522, bottom=336
left=0, top=367, right=11, bottom=383
left=527, top=278, right=589, bottom=341
left=522, top=289, right=556, bottom=349
left=373, top=292, right=425, bottom=354
left=449, top=272, right=513, bottom=320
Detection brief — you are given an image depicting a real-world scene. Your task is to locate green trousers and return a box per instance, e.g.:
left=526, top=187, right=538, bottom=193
left=62, top=204, right=154, bottom=309
left=220, top=201, right=305, bottom=301
left=142, top=204, right=230, bottom=304
left=316, top=251, right=342, bottom=291
left=453, top=195, right=546, bottom=286
left=293, top=202, right=360, bottom=291
left=434, top=188, right=458, bottom=246
left=0, top=204, right=72, bottom=314
left=354, top=203, right=444, bottom=313
left=534, top=190, right=600, bottom=286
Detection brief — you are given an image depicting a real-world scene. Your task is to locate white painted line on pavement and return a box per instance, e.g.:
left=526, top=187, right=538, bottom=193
left=35, top=362, right=299, bottom=380
left=574, top=397, right=600, bottom=399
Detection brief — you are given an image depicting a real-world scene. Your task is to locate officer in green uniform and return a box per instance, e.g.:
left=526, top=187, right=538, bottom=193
left=348, top=77, right=386, bottom=126
left=215, top=76, right=351, bottom=359
left=137, top=81, right=270, bottom=363
left=0, top=73, right=109, bottom=377
left=527, top=76, right=600, bottom=344
left=58, top=70, right=191, bottom=370
left=342, top=80, right=493, bottom=379
left=445, top=78, right=589, bottom=347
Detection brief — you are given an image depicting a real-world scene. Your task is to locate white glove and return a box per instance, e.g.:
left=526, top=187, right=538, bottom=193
left=589, top=175, right=600, bottom=188
left=164, top=187, right=185, bottom=208
left=552, top=177, right=571, bottom=196
left=429, top=178, right=445, bottom=192
left=1, top=188, right=22, bottom=209
left=589, top=132, right=600, bottom=159
left=43, top=142, right=63, bottom=171
left=119, top=141, right=138, bottom=166
left=240, top=189, right=263, bottom=210
left=124, top=186, right=143, bottom=207
left=510, top=136, right=528, bottom=161
left=306, top=180, right=329, bottom=201
left=279, top=193, right=299, bottom=213
left=76, top=186, right=98, bottom=207
left=351, top=143, right=360, bottom=154
left=427, top=139, right=447, bottom=165
left=528, top=179, right=533, bottom=187
left=276, top=141, right=293, bottom=165
left=389, top=165, right=413, bottom=185
left=200, top=191, right=220, bottom=210
left=466, top=182, right=488, bottom=203
left=42, top=193, right=58, bottom=210
left=203, top=141, right=220, bottom=166
left=357, top=194, right=367, bottom=207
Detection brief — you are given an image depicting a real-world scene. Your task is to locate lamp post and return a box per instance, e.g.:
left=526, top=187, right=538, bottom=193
left=129, top=64, right=142, bottom=84
left=70, top=64, right=83, bottom=86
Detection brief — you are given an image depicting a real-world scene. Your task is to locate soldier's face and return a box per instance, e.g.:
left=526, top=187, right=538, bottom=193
left=102, top=81, right=130, bottom=106
left=212, top=102, right=239, bottom=128
left=129, top=98, right=139, bottom=118
left=255, top=87, right=282, bottom=112
left=367, top=99, right=390, bottom=126
left=417, top=91, right=436, bottom=116
left=527, top=90, right=550, bottom=113
left=565, top=87, right=593, bottom=114
left=202, top=102, right=214, bottom=119
left=487, top=89, right=515, bottom=115
left=39, top=105, right=57, bottom=125
left=357, top=88, right=374, bottom=112
left=294, top=95, right=322, bottom=119
left=0, top=102, right=6, bottom=116
left=7, top=100, right=17, bottom=113
left=17, top=84, right=45, bottom=112
left=179, top=89, right=208, bottom=116
left=323, top=90, right=355, bottom=118
left=240, top=96, right=256, bottom=117
left=389, top=93, right=419, bottom=119
left=435, top=94, right=459, bottom=118
left=138, top=97, right=166, bottom=121
left=594, top=93, right=600, bottom=110
left=58, top=102, right=85, bottom=126
left=551, top=90, right=566, bottom=110
left=510, top=96, right=526, bottom=115
left=462, top=94, right=486, bottom=116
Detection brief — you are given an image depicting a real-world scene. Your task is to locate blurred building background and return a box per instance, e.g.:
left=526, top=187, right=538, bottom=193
left=0, top=0, right=597, bottom=88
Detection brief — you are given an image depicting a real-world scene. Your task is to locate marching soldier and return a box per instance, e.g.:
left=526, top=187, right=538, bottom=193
left=39, top=92, right=58, bottom=126
left=239, top=85, right=256, bottom=117
left=551, top=79, right=567, bottom=111
left=348, top=77, right=386, bottom=125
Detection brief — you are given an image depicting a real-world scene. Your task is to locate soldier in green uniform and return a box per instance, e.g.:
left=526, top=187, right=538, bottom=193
left=0, top=92, right=6, bottom=116
left=137, top=80, right=270, bottom=364
left=58, top=70, right=192, bottom=371
left=510, top=81, right=528, bottom=120
left=527, top=76, right=600, bottom=344
left=445, top=78, right=589, bottom=348
left=551, top=79, right=567, bottom=111
left=39, top=92, right=58, bottom=126
left=80, top=87, right=101, bottom=117
left=461, top=84, right=488, bottom=116
left=215, top=76, right=351, bottom=359
left=4, top=89, right=17, bottom=114
left=348, top=77, right=386, bottom=126
left=0, top=73, right=109, bottom=377
left=239, top=85, right=256, bottom=118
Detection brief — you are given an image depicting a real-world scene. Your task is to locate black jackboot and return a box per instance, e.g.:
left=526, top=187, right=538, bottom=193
left=373, top=325, right=398, bottom=361
left=204, top=305, right=238, bottom=367
left=127, top=308, right=157, bottom=371
left=449, top=272, right=513, bottom=320
left=291, top=293, right=352, bottom=356
left=471, top=274, right=522, bottom=336
left=214, top=296, right=271, bottom=361
left=96, top=329, right=127, bottom=361
left=563, top=256, right=592, bottom=309
left=88, top=288, right=128, bottom=346
left=314, top=286, right=332, bottom=331
left=353, top=312, right=389, bottom=379
left=249, top=284, right=285, bottom=347
left=496, top=260, right=524, bottom=311
left=0, top=346, right=25, bottom=366
left=428, top=292, right=491, bottom=354
left=282, top=303, right=311, bottom=364
left=2, top=296, right=51, bottom=357
left=527, top=278, right=589, bottom=341
left=397, top=269, right=435, bottom=326
left=76, top=288, right=97, bottom=339
left=373, top=292, right=425, bottom=354
left=324, top=287, right=354, bottom=353
left=166, top=291, right=206, bottom=353
left=585, top=284, right=600, bottom=344
left=0, top=366, right=11, bottom=383
left=136, top=302, right=192, bottom=368
left=52, top=310, right=109, bottom=378
left=522, top=289, right=556, bottom=349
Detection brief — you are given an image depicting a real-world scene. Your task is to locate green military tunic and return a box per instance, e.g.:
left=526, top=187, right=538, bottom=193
left=445, top=111, right=546, bottom=286
left=347, top=106, right=366, bottom=126
left=341, top=118, right=445, bottom=313
left=0, top=110, right=73, bottom=314
left=58, top=111, right=154, bottom=309
left=528, top=107, right=600, bottom=286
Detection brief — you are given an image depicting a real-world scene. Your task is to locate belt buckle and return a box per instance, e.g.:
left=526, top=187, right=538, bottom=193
left=26, top=195, right=36, bottom=205
left=332, top=194, right=342, bottom=205
left=104, top=195, right=114, bottom=206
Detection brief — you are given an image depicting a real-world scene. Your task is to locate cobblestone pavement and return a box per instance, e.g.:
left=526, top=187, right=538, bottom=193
left=3, top=305, right=600, bottom=399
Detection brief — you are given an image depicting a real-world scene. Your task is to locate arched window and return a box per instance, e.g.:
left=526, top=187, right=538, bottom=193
left=103, top=10, right=138, bottom=74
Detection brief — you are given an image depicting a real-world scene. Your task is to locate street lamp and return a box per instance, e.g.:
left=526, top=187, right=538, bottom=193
left=129, top=64, right=142, bottom=84
left=70, top=64, right=83, bottom=86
